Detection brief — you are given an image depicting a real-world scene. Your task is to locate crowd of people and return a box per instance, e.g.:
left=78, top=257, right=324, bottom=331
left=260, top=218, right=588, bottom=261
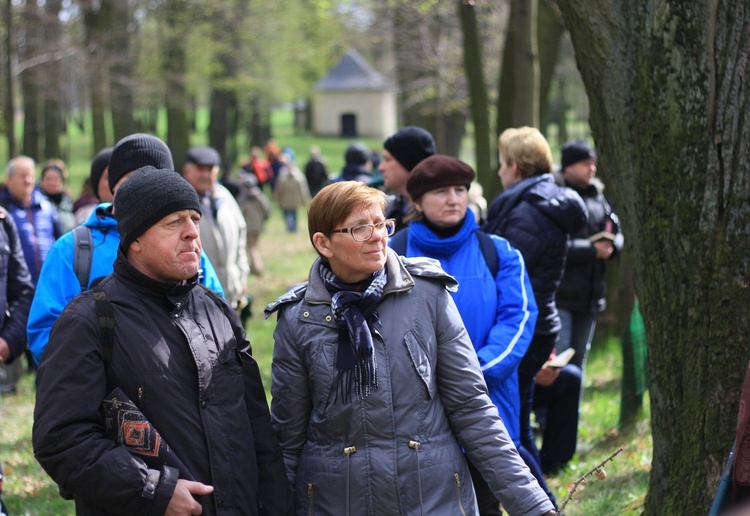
left=0, top=125, right=622, bottom=515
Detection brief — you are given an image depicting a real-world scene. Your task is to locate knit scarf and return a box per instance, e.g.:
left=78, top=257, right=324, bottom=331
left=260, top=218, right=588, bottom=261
left=319, top=262, right=386, bottom=402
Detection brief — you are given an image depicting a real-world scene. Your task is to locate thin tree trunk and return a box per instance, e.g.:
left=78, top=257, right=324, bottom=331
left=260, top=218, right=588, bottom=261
left=537, top=0, right=565, bottom=135
left=3, top=0, right=16, bottom=157
left=497, top=0, right=540, bottom=138
left=42, top=0, right=63, bottom=159
left=164, top=0, right=190, bottom=168
left=20, top=0, right=41, bottom=160
left=108, top=2, right=135, bottom=142
left=458, top=0, right=493, bottom=192
left=83, top=0, right=110, bottom=153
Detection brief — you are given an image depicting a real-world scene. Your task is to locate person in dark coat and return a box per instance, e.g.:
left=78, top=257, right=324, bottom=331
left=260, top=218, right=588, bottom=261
left=483, top=126, right=588, bottom=507
left=33, top=167, right=291, bottom=515
left=378, top=126, right=436, bottom=232
left=332, top=142, right=372, bottom=183
left=0, top=204, right=34, bottom=511
left=303, top=145, right=329, bottom=197
left=553, top=139, right=624, bottom=374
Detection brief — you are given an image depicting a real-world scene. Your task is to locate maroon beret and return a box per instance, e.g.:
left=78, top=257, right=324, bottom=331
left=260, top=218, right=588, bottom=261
left=406, top=155, right=475, bottom=201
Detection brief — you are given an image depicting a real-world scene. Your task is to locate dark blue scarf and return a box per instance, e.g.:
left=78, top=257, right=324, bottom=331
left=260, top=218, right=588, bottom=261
left=319, top=263, right=386, bottom=401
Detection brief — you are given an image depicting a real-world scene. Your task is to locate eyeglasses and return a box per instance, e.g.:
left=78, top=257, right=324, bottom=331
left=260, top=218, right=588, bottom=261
left=330, top=219, right=396, bottom=242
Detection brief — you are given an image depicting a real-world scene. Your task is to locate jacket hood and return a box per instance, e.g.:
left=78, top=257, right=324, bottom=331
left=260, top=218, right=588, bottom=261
left=84, top=202, right=118, bottom=229
left=493, top=174, right=587, bottom=235
left=264, top=248, right=457, bottom=316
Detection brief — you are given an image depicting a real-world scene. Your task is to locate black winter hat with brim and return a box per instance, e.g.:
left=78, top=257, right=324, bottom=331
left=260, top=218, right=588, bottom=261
left=115, top=166, right=201, bottom=252
left=383, top=126, right=436, bottom=172
left=89, top=147, right=113, bottom=200
left=108, top=133, right=174, bottom=193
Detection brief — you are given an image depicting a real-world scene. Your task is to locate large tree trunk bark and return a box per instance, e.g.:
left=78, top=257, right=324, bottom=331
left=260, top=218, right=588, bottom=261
left=3, top=0, right=16, bottom=158
left=458, top=0, right=492, bottom=192
left=556, top=1, right=750, bottom=513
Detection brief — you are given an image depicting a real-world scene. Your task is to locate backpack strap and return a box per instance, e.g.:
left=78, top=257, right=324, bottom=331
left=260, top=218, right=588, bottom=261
left=92, top=289, right=115, bottom=364
left=476, top=230, right=499, bottom=278
left=73, top=225, right=93, bottom=291
left=389, top=227, right=409, bottom=255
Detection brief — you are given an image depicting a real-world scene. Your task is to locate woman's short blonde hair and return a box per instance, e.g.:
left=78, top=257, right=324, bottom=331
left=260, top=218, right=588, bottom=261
left=308, top=181, right=387, bottom=251
left=498, top=127, right=553, bottom=179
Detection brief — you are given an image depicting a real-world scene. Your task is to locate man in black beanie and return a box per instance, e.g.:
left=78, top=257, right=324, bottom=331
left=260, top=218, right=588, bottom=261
left=26, top=134, right=224, bottom=367
left=33, top=166, right=292, bottom=515
left=378, top=126, right=436, bottom=231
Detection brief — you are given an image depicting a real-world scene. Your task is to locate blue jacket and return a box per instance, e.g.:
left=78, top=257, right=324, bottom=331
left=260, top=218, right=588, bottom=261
left=0, top=208, right=35, bottom=363
left=484, top=174, right=588, bottom=336
left=397, top=213, right=538, bottom=444
left=27, top=203, right=225, bottom=365
left=0, top=187, right=62, bottom=284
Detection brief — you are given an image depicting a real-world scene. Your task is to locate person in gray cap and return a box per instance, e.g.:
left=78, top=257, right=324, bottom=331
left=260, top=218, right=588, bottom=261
left=378, top=126, right=436, bottom=231
left=27, top=134, right=224, bottom=366
left=33, top=166, right=292, bottom=516
left=182, top=146, right=250, bottom=314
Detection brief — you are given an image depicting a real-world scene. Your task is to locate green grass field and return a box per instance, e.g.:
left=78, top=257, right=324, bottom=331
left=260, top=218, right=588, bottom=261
left=0, top=206, right=650, bottom=514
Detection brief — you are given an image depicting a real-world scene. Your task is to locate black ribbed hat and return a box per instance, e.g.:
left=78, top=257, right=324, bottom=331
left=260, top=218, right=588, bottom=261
left=383, top=126, right=436, bottom=172
left=115, top=166, right=201, bottom=252
left=108, top=134, right=174, bottom=193
left=561, top=139, right=597, bottom=169
left=89, top=147, right=113, bottom=200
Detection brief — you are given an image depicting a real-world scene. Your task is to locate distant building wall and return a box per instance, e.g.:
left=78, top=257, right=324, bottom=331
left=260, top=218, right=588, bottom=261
left=312, top=90, right=397, bottom=139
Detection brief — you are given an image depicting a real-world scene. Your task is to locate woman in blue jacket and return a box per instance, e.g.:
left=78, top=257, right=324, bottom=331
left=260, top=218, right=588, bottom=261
left=392, top=155, right=546, bottom=514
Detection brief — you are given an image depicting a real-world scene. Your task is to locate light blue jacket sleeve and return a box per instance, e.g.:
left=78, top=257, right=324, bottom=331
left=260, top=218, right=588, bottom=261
left=27, top=234, right=82, bottom=365
left=477, top=236, right=538, bottom=387
left=199, top=251, right=225, bottom=299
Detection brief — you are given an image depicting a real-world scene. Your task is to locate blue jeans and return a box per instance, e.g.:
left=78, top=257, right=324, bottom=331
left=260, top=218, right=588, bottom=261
left=555, top=308, right=597, bottom=373
left=283, top=209, right=297, bottom=232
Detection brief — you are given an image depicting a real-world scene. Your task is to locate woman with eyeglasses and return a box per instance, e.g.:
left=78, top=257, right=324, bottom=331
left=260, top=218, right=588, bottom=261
left=265, top=180, right=555, bottom=516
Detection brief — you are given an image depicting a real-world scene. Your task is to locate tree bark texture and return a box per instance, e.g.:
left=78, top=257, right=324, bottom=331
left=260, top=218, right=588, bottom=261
left=458, top=0, right=492, bottom=190
left=108, top=2, right=136, bottom=142
left=20, top=0, right=41, bottom=160
left=556, top=1, right=750, bottom=513
left=537, top=0, right=565, bottom=133
left=42, top=0, right=63, bottom=159
left=82, top=0, right=110, bottom=153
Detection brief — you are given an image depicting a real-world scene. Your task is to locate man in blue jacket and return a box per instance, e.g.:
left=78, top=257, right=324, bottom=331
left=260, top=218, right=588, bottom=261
left=27, top=134, right=224, bottom=365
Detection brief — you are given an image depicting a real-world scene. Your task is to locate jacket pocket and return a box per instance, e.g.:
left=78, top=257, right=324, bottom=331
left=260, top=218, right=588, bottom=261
left=310, top=338, right=338, bottom=414
left=404, top=330, right=435, bottom=399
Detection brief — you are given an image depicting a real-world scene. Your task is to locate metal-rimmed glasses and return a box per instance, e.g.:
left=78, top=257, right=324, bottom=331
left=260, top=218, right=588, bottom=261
left=330, top=218, right=396, bottom=242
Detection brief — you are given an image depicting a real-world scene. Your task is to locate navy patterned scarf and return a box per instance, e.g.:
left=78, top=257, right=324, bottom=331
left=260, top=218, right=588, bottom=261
left=319, top=262, right=387, bottom=402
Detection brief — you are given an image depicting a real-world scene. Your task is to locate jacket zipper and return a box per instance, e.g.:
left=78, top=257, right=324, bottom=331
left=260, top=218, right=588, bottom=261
left=344, top=446, right=356, bottom=516
left=409, top=441, right=424, bottom=515
left=454, top=472, right=466, bottom=516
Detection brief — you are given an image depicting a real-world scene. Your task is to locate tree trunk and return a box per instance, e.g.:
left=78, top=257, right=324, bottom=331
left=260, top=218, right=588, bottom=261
left=556, top=1, right=750, bottom=513
left=458, top=0, right=492, bottom=191
left=3, top=0, right=16, bottom=158
left=163, top=0, right=190, bottom=169
left=42, top=0, right=63, bottom=159
left=497, top=0, right=540, bottom=136
left=537, top=0, right=565, bottom=135
left=82, top=0, right=110, bottom=153
left=108, top=1, right=136, bottom=142
left=20, top=0, right=41, bottom=160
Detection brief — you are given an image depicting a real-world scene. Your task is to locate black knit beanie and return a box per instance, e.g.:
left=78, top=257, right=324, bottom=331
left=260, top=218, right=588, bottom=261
left=115, top=166, right=201, bottom=252
left=561, top=139, right=597, bottom=169
left=344, top=142, right=370, bottom=166
left=407, top=155, right=475, bottom=201
left=383, top=126, right=436, bottom=172
left=108, top=133, right=174, bottom=193
left=89, top=147, right=113, bottom=200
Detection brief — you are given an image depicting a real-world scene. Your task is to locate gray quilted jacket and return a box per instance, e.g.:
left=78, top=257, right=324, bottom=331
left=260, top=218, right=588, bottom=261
left=265, top=249, right=554, bottom=515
